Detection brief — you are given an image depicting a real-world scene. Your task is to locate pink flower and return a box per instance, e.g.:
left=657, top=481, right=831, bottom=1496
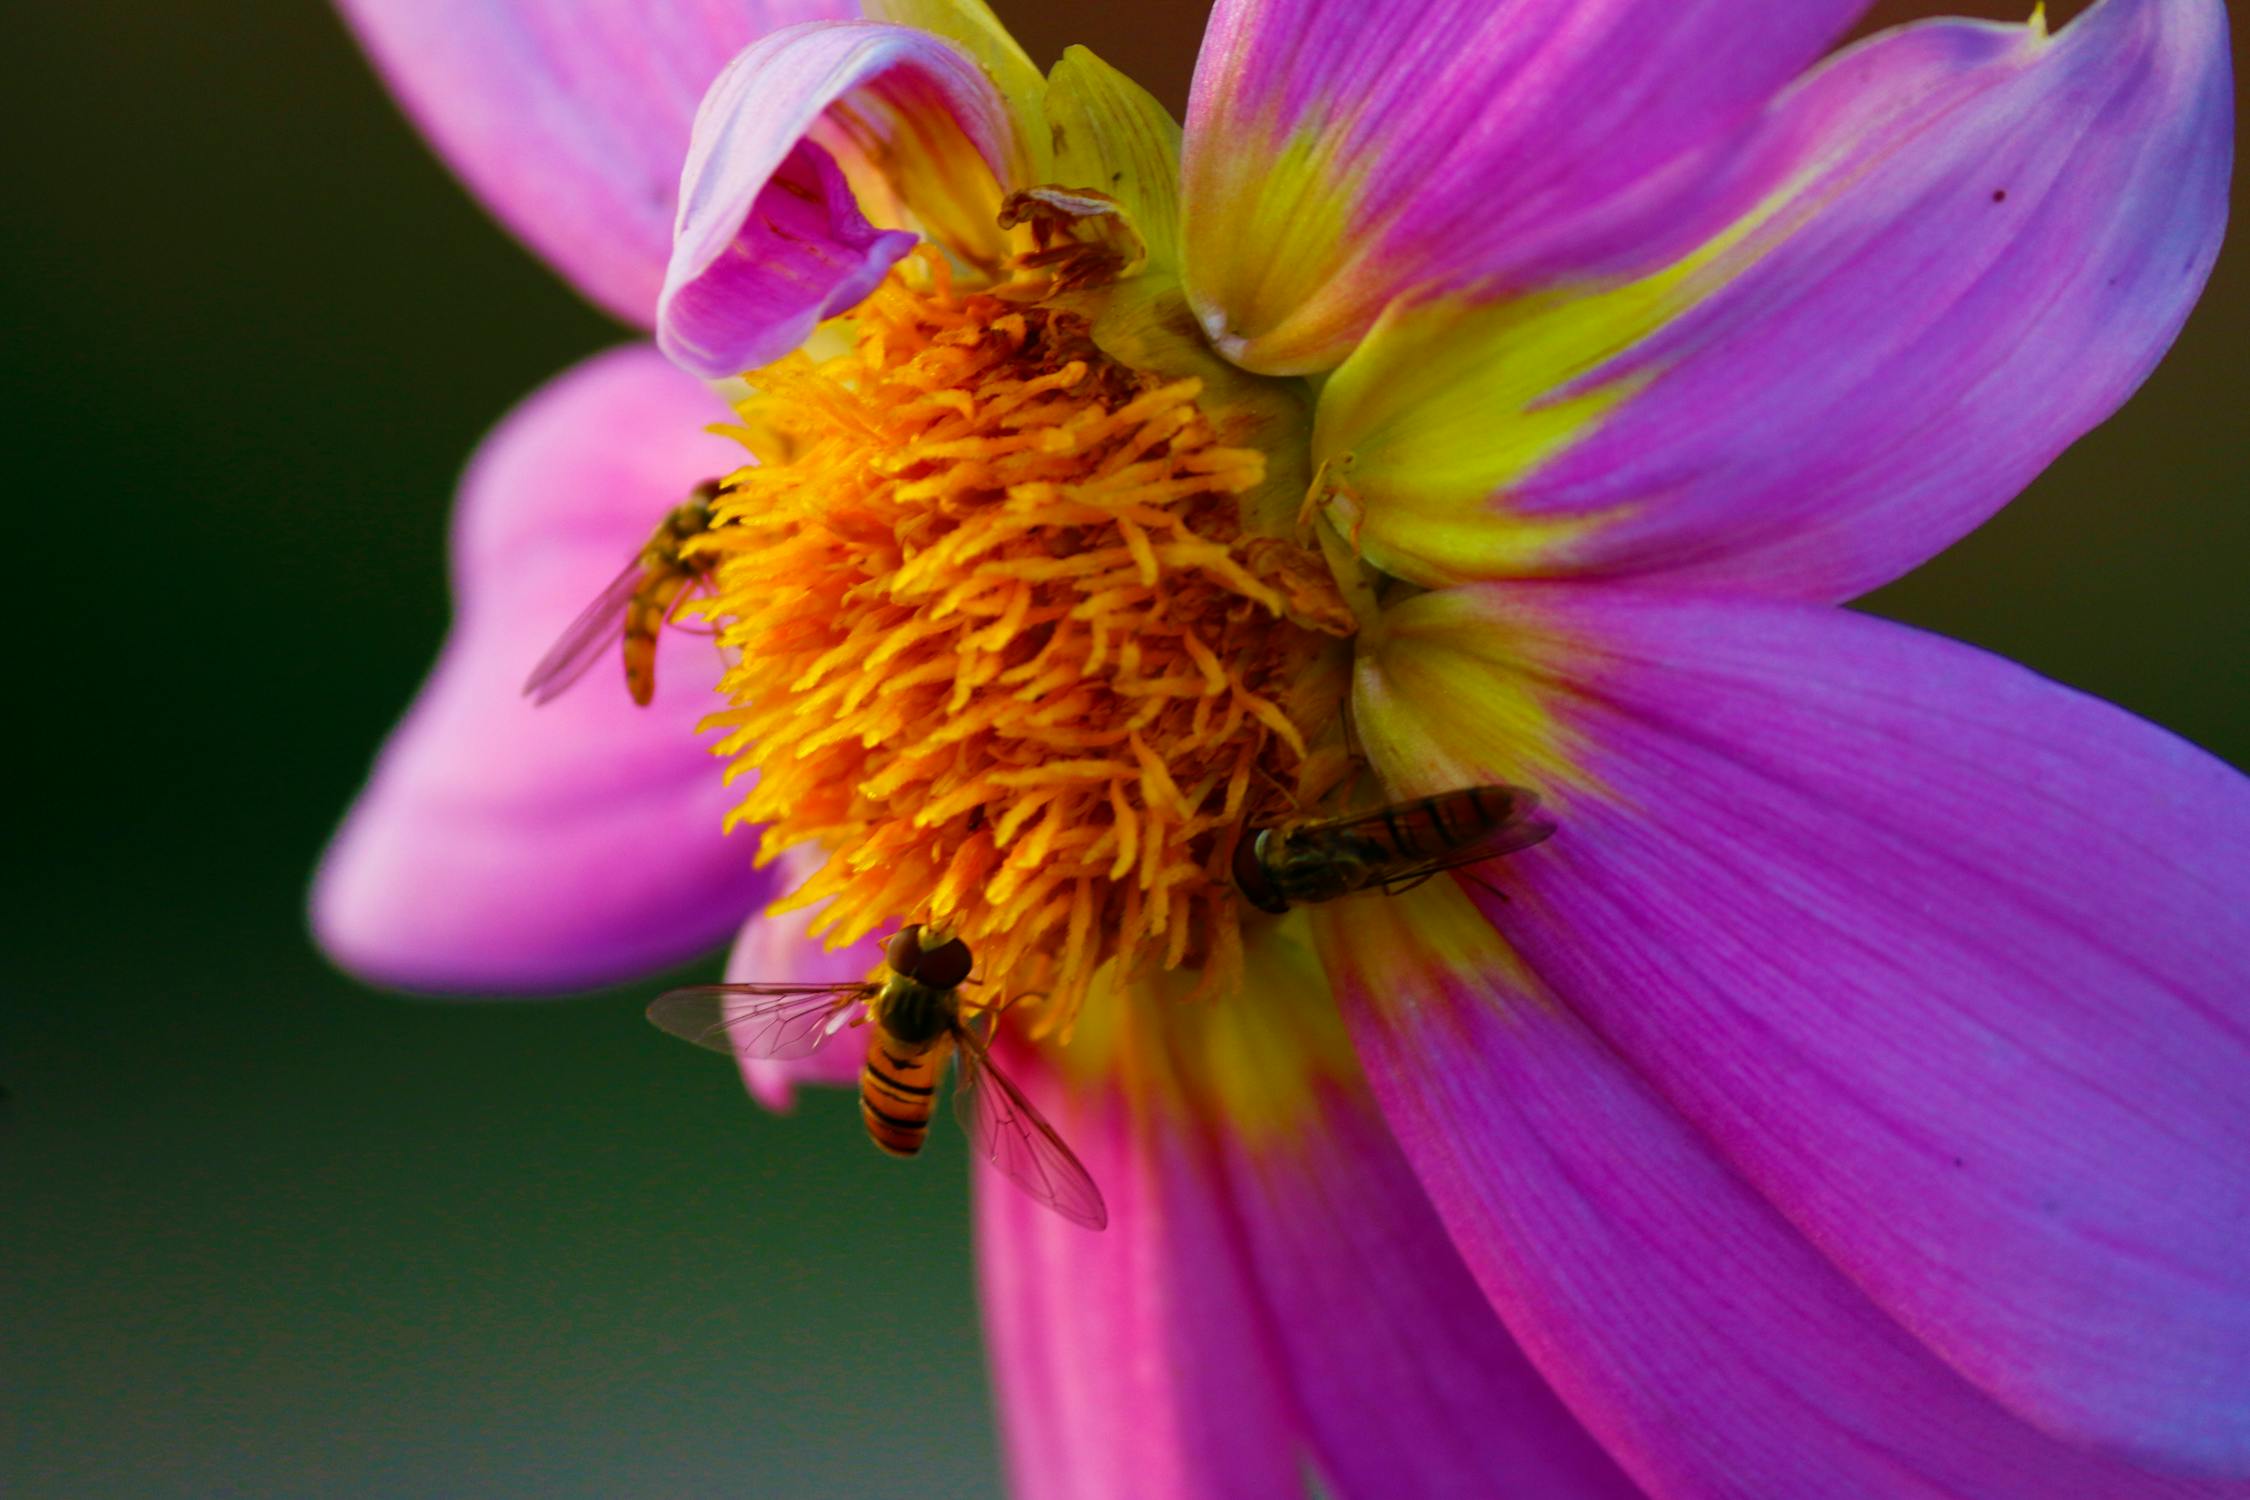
left=318, top=1, right=2245, bottom=1494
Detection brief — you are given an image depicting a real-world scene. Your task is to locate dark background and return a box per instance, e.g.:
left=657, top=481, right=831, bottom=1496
left=4, top=3, right=2239, bottom=1496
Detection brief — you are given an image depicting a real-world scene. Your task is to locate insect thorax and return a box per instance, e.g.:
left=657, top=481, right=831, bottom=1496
left=875, top=977, right=957, bottom=1049
left=1267, top=831, right=1376, bottom=906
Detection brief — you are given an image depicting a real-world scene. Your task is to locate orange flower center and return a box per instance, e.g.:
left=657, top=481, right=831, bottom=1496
left=696, top=257, right=1352, bottom=1031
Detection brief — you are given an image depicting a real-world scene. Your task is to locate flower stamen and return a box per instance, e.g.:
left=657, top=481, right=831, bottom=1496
left=698, top=256, right=1350, bottom=1031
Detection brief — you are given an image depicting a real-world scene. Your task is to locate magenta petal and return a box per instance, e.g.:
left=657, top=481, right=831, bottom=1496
left=1218, top=1089, right=1640, bottom=1499
left=658, top=21, right=1015, bottom=379
left=977, top=1072, right=1302, bottom=1500
left=721, top=886, right=878, bottom=1113
left=337, top=0, right=854, bottom=326
left=1180, top=0, right=1868, bottom=372
left=312, top=347, right=767, bottom=993
left=1322, top=890, right=2245, bottom=1499
left=1354, top=582, right=2250, bottom=1475
left=1509, top=0, right=2231, bottom=599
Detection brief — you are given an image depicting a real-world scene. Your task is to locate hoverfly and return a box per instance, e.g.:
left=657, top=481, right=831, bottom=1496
left=1232, top=783, right=1556, bottom=914
left=647, top=926, right=1108, bottom=1231
left=522, top=480, right=720, bottom=707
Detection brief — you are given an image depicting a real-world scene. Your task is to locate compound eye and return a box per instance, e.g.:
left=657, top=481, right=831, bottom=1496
left=912, top=936, right=974, bottom=990
left=1232, top=828, right=1290, bottom=915
left=885, top=925, right=926, bottom=976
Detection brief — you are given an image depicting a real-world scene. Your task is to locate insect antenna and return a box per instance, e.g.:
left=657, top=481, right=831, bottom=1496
left=1249, top=760, right=1304, bottom=815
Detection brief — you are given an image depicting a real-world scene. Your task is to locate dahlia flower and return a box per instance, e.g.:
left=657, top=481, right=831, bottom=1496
left=318, top=0, right=2246, bottom=1493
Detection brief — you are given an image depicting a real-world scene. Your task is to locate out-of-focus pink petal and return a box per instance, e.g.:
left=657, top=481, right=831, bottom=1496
left=977, top=1065, right=1302, bottom=1500
left=1320, top=884, right=2243, bottom=1499
left=721, top=883, right=880, bottom=1113
left=312, top=347, right=765, bottom=994
left=1220, top=1084, right=1641, bottom=1499
left=1316, top=0, right=2232, bottom=598
left=657, top=21, right=1020, bottom=378
left=337, top=0, right=855, bottom=327
left=1351, top=581, right=2250, bottom=1474
left=1180, top=0, right=1869, bottom=373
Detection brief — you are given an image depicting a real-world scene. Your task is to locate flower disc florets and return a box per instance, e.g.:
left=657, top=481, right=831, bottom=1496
left=697, top=256, right=1352, bottom=1030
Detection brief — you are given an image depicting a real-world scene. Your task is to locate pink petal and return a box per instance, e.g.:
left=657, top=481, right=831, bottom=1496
left=338, top=0, right=854, bottom=327
left=977, top=1067, right=1302, bottom=1500
left=1320, top=886, right=2244, bottom=1499
left=977, top=980, right=1636, bottom=1500
left=1316, top=0, right=2232, bottom=598
left=1351, top=582, right=2250, bottom=1475
left=657, top=20, right=1019, bottom=379
left=1180, top=0, right=1869, bottom=373
left=721, top=883, right=879, bottom=1113
left=312, top=347, right=766, bottom=994
left=1217, top=1085, right=1641, bottom=1498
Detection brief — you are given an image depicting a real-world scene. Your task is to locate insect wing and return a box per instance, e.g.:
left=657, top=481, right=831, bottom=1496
left=1400, top=795, right=1555, bottom=872
left=1332, top=786, right=1557, bottom=887
left=522, top=559, right=646, bottom=704
left=953, top=1036, right=1108, bottom=1230
left=647, top=984, right=872, bottom=1061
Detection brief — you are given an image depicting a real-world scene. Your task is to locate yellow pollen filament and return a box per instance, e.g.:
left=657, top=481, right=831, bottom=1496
left=697, top=257, right=1347, bottom=1033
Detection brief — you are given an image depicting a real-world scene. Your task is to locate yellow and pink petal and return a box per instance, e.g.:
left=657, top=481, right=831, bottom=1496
left=1180, top=0, right=1871, bottom=374
left=1314, top=0, right=2232, bottom=598
left=337, top=0, right=857, bottom=326
left=976, top=1064, right=1648, bottom=1499
left=1322, top=884, right=2244, bottom=1497
left=312, top=347, right=769, bottom=993
left=979, top=934, right=1640, bottom=1497
left=1346, top=581, right=2250, bottom=1476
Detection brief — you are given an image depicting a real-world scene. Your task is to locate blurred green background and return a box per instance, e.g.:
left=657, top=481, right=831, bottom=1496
left=3, top=2, right=2240, bottom=1496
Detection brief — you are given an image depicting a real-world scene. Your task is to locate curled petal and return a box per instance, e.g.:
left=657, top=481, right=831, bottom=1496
left=722, top=883, right=882, bottom=1113
left=977, top=1068, right=1302, bottom=1500
left=1351, top=582, right=2250, bottom=1473
left=312, top=347, right=766, bottom=994
left=338, top=0, right=854, bottom=326
left=1316, top=0, right=2233, bottom=597
left=861, top=0, right=1046, bottom=120
left=1181, top=0, right=1868, bottom=373
left=1320, top=883, right=2246, bottom=1497
left=658, top=20, right=1023, bottom=378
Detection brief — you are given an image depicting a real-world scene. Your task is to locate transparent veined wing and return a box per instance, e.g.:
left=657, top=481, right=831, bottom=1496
left=647, top=984, right=873, bottom=1061
left=953, top=1031, right=1108, bottom=1230
left=1376, top=805, right=1557, bottom=889
left=522, top=558, right=646, bottom=704
left=1299, top=785, right=1557, bottom=891
left=1451, top=785, right=1555, bottom=857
